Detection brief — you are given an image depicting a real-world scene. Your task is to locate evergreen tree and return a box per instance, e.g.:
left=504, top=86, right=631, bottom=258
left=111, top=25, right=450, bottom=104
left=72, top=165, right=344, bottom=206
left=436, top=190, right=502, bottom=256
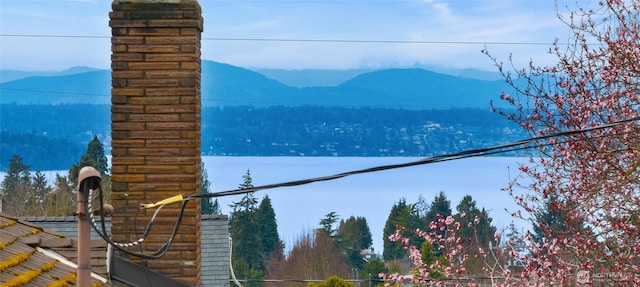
left=505, top=222, right=525, bottom=271
left=1, top=155, right=32, bottom=215
left=32, top=170, right=50, bottom=207
left=200, top=162, right=221, bottom=215
left=68, top=136, right=109, bottom=192
left=318, top=211, right=340, bottom=238
left=362, top=258, right=388, bottom=286
left=86, top=135, right=109, bottom=175
left=337, top=216, right=372, bottom=250
left=47, top=174, right=75, bottom=216
left=454, top=195, right=496, bottom=248
left=424, top=191, right=452, bottom=225
left=336, top=216, right=373, bottom=270
left=256, top=195, right=284, bottom=260
left=229, top=169, right=264, bottom=284
left=239, top=169, right=254, bottom=190
left=454, top=195, right=497, bottom=273
left=532, top=194, right=583, bottom=243
left=382, top=198, right=421, bottom=260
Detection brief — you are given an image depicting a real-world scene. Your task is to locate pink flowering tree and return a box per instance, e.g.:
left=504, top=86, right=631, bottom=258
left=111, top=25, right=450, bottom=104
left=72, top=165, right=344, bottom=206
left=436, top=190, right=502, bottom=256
left=385, top=1, right=640, bottom=286
left=486, top=0, right=640, bottom=285
left=382, top=214, right=514, bottom=287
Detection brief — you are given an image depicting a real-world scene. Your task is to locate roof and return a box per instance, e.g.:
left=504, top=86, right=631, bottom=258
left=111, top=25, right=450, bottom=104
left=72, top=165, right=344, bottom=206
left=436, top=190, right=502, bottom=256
left=0, top=213, right=111, bottom=287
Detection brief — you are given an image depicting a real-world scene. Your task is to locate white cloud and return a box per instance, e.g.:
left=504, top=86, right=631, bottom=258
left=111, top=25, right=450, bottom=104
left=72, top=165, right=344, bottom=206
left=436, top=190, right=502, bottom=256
left=0, top=0, right=576, bottom=71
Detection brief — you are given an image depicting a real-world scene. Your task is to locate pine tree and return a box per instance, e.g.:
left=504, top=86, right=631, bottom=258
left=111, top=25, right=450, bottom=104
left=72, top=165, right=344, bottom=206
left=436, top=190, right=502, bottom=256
left=336, top=216, right=372, bottom=270
left=229, top=169, right=265, bottom=284
left=32, top=171, right=50, bottom=206
left=383, top=198, right=421, bottom=260
left=86, top=135, right=109, bottom=175
left=455, top=195, right=496, bottom=249
left=454, top=195, right=497, bottom=274
left=318, top=211, right=340, bottom=238
left=256, top=195, right=283, bottom=260
left=424, top=191, right=452, bottom=225
left=68, top=136, right=109, bottom=192
left=47, top=174, right=75, bottom=216
left=1, top=155, right=32, bottom=215
left=200, top=163, right=221, bottom=215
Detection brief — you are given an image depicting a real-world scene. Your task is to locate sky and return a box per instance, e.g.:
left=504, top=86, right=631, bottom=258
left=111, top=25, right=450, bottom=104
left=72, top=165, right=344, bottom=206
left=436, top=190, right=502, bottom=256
left=0, top=0, right=587, bottom=72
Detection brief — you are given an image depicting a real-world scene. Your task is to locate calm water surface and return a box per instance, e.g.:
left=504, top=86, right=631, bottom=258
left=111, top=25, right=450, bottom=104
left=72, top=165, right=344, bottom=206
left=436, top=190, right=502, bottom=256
left=0, top=156, right=531, bottom=253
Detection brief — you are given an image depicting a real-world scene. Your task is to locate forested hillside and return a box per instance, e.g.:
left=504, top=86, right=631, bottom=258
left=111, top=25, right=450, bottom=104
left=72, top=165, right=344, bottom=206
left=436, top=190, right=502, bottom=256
left=1, top=103, right=527, bottom=171
left=202, top=106, right=526, bottom=156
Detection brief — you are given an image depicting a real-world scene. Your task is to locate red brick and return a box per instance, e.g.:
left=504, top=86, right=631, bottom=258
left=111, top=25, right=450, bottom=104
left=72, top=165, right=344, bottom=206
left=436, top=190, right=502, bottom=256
left=130, top=10, right=182, bottom=20
left=129, top=27, right=180, bottom=36
left=112, top=36, right=144, bottom=45
left=111, top=96, right=128, bottom=104
left=145, top=36, right=196, bottom=45
left=129, top=130, right=181, bottom=139
left=180, top=27, right=203, bottom=36
left=128, top=147, right=181, bottom=156
left=111, top=139, right=145, bottom=147
left=127, top=61, right=180, bottom=70
left=109, top=19, right=147, bottom=28
left=146, top=138, right=196, bottom=148
left=180, top=44, right=198, bottom=53
left=111, top=53, right=144, bottom=62
left=112, top=122, right=146, bottom=131
left=145, top=105, right=196, bottom=114
left=148, top=19, right=201, bottom=28
left=129, top=113, right=180, bottom=122
left=145, top=54, right=198, bottom=62
left=147, top=122, right=197, bottom=130
left=146, top=87, right=195, bottom=96
left=112, top=87, right=144, bottom=96
left=128, top=182, right=181, bottom=192
left=179, top=61, right=199, bottom=70
left=147, top=173, right=196, bottom=183
left=111, top=173, right=146, bottom=183
left=128, top=78, right=180, bottom=87
left=111, top=105, right=144, bottom=114
left=128, top=44, right=180, bottom=53
left=111, top=156, right=145, bottom=165
left=145, top=70, right=195, bottom=79
left=112, top=70, right=144, bottom=79
left=111, top=44, right=128, bottom=53
left=127, top=165, right=181, bottom=174
left=146, top=156, right=197, bottom=165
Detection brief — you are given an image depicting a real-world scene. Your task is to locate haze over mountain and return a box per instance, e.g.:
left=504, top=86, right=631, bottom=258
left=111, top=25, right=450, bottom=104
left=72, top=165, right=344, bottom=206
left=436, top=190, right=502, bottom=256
left=0, top=66, right=102, bottom=83
left=0, top=60, right=515, bottom=109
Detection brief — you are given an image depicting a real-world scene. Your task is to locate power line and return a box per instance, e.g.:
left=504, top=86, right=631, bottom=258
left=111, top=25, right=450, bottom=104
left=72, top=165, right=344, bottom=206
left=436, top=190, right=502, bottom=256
left=0, top=33, right=562, bottom=46
left=189, top=116, right=640, bottom=199
left=88, top=116, right=639, bottom=259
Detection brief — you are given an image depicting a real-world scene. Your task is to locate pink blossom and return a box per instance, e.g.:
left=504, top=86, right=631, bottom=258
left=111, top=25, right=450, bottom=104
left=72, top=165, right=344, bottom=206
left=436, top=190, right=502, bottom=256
left=444, top=216, right=454, bottom=225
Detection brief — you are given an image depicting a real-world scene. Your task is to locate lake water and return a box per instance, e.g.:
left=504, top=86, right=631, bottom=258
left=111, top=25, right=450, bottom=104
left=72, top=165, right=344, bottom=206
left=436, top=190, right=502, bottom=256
left=203, top=156, right=530, bottom=253
left=1, top=156, right=531, bottom=253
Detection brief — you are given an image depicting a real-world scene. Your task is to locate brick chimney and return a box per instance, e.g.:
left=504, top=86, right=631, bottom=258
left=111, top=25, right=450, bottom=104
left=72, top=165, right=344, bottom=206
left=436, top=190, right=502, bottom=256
left=109, top=0, right=203, bottom=285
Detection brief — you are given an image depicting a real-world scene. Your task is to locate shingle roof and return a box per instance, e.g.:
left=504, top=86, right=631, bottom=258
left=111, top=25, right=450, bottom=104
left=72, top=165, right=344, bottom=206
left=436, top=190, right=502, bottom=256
left=0, top=213, right=111, bottom=287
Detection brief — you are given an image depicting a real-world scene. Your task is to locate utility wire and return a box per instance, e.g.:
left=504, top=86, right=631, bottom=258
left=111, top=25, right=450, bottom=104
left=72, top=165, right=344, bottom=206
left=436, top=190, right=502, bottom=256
left=0, top=33, right=565, bottom=46
left=88, top=116, right=638, bottom=259
left=188, top=116, right=640, bottom=199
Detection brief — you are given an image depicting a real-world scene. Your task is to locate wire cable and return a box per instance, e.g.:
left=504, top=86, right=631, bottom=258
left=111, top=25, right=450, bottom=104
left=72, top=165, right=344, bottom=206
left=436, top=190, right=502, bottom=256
left=189, top=116, right=639, bottom=198
left=87, top=185, right=187, bottom=259
left=0, top=33, right=564, bottom=46
left=86, top=115, right=639, bottom=259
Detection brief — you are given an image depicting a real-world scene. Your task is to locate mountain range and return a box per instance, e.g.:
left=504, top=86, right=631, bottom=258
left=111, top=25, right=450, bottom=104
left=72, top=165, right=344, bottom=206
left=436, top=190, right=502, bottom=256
left=0, top=60, right=516, bottom=109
